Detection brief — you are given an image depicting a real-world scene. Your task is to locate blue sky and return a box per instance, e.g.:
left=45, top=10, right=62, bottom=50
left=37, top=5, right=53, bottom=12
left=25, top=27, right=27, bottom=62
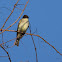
left=0, top=0, right=62, bottom=62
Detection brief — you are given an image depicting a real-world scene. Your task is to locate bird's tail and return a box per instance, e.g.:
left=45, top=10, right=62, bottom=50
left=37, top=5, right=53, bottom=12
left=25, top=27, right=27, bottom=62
left=14, top=38, right=20, bottom=46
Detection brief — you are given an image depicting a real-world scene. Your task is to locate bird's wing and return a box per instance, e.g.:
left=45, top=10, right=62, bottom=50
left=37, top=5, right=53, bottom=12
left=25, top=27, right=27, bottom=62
left=17, top=19, right=22, bottom=35
left=18, top=19, right=22, bottom=28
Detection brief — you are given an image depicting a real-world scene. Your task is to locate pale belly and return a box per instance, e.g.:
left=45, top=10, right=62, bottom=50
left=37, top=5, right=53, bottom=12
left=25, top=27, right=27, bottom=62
left=18, top=19, right=29, bottom=32
left=21, top=22, right=29, bottom=31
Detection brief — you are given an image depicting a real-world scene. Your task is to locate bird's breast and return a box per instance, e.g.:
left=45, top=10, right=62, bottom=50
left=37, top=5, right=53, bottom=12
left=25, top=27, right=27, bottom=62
left=18, top=18, right=29, bottom=32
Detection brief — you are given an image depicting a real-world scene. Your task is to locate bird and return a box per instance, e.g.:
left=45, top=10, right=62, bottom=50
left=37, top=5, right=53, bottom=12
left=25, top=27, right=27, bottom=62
left=14, top=15, right=29, bottom=46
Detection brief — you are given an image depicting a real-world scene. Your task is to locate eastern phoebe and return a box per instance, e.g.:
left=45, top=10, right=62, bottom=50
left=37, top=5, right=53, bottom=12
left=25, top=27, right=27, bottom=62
left=14, top=15, right=29, bottom=46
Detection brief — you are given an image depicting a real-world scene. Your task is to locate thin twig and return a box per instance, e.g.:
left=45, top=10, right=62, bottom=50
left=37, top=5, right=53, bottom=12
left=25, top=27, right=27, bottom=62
left=29, top=27, right=38, bottom=62
left=2, top=32, right=4, bottom=46
left=0, top=38, right=16, bottom=46
left=0, top=56, right=8, bottom=57
left=15, top=7, right=23, bottom=11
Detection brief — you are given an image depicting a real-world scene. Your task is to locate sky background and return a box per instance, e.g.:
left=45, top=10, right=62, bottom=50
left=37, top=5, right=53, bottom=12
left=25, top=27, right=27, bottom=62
left=0, top=0, right=62, bottom=62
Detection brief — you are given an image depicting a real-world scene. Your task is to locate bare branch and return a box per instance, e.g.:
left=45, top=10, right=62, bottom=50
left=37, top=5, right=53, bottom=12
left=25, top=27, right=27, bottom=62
left=0, top=45, right=11, bottom=62
left=1, top=0, right=19, bottom=30
left=0, top=0, right=29, bottom=34
left=0, top=29, right=62, bottom=56
left=26, top=33, right=62, bottom=56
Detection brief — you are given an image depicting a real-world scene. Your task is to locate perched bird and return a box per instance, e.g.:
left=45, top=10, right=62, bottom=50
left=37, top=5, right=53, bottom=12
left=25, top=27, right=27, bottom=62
left=14, top=15, right=29, bottom=46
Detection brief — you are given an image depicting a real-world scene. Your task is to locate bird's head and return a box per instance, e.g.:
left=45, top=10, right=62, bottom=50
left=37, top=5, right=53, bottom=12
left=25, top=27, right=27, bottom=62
left=23, top=15, right=29, bottom=18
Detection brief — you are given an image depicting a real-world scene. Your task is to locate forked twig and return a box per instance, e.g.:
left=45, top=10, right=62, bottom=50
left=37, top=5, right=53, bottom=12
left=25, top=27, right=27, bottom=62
left=0, top=45, right=11, bottom=62
left=1, top=0, right=19, bottom=30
